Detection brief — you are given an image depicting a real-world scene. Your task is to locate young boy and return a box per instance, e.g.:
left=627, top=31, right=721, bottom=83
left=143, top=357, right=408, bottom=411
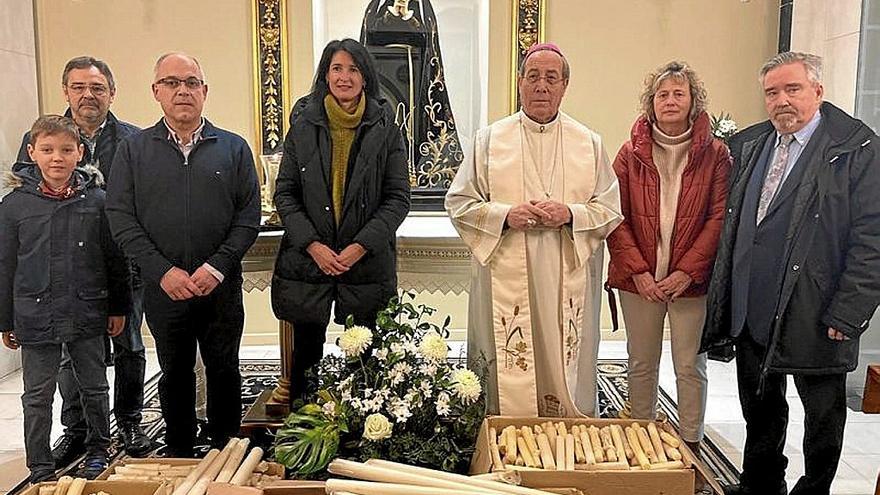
left=0, top=115, right=131, bottom=482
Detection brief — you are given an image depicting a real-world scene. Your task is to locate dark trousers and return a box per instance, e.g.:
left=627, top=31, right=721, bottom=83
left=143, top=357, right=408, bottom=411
left=290, top=321, right=328, bottom=401
left=290, top=316, right=373, bottom=402
left=144, top=276, right=244, bottom=456
left=59, top=282, right=145, bottom=438
left=736, top=333, right=847, bottom=495
left=21, top=335, right=110, bottom=477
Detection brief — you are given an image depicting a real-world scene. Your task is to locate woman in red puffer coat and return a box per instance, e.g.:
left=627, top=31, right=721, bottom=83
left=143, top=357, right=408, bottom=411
left=606, top=61, right=730, bottom=452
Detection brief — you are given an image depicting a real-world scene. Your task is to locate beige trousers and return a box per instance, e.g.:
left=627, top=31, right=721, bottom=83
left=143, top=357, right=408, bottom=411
left=619, top=291, right=708, bottom=442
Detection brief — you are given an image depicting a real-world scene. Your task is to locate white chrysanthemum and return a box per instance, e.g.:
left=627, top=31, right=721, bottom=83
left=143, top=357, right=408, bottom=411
left=322, top=401, right=337, bottom=417
left=338, top=325, right=373, bottom=357
left=436, top=392, right=451, bottom=416
left=363, top=413, right=393, bottom=441
left=419, top=333, right=448, bottom=362
left=451, top=369, right=481, bottom=404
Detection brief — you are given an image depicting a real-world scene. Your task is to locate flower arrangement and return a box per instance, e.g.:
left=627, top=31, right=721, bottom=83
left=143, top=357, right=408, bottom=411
left=273, top=292, right=486, bottom=476
left=710, top=112, right=738, bottom=144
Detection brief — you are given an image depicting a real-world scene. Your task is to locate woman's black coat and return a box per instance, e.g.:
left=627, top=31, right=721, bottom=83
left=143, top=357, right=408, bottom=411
left=271, top=94, right=410, bottom=326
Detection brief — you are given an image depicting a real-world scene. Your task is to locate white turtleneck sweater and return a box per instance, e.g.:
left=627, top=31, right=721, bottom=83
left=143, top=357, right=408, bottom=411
left=651, top=123, right=692, bottom=280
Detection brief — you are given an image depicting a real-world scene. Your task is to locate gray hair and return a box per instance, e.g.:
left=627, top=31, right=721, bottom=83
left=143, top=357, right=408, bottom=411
left=639, top=60, right=707, bottom=123
left=759, top=51, right=823, bottom=84
left=62, top=56, right=116, bottom=92
left=518, top=47, right=571, bottom=80
left=153, top=52, right=206, bottom=81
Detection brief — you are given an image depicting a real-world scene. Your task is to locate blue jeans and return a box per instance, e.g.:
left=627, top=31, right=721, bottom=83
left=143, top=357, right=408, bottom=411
left=21, top=334, right=110, bottom=477
left=58, top=281, right=145, bottom=437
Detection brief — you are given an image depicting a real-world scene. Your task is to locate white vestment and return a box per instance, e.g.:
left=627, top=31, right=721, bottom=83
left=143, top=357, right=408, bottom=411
left=446, top=111, right=622, bottom=417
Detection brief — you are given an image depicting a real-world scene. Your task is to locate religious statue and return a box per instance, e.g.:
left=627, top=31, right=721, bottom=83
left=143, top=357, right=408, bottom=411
left=361, top=0, right=464, bottom=202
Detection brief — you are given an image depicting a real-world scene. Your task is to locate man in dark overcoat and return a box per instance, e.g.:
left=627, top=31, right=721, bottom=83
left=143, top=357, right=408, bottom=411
left=701, top=52, right=880, bottom=495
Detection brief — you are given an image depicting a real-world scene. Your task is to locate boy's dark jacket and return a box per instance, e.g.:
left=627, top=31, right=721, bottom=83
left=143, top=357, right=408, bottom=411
left=0, top=163, right=131, bottom=344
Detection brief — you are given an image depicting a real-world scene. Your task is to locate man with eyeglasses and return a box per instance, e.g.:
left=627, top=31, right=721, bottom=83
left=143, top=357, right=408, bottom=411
left=446, top=43, right=622, bottom=417
left=16, top=56, right=151, bottom=468
left=106, top=52, right=260, bottom=457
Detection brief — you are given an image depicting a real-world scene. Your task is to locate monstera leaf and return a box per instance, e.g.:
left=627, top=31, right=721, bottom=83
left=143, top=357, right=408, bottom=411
left=274, top=403, right=347, bottom=475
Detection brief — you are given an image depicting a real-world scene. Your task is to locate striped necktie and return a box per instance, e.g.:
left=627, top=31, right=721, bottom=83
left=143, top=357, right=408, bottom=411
left=756, top=134, right=794, bottom=224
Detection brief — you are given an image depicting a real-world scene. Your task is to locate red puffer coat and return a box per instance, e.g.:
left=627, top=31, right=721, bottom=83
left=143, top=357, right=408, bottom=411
left=606, top=111, right=731, bottom=297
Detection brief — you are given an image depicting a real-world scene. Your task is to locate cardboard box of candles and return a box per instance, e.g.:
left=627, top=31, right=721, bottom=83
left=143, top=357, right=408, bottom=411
left=470, top=417, right=697, bottom=495
left=261, top=482, right=326, bottom=495
left=97, top=438, right=285, bottom=491
left=20, top=480, right=165, bottom=495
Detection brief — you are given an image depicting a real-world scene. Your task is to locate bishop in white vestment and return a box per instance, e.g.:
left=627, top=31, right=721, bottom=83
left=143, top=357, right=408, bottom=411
left=446, top=43, right=622, bottom=417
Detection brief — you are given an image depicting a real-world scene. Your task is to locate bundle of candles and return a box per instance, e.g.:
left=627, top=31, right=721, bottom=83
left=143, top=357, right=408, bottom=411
left=103, top=438, right=283, bottom=493
left=323, top=458, right=569, bottom=495
left=488, top=421, right=687, bottom=472
left=35, top=477, right=113, bottom=495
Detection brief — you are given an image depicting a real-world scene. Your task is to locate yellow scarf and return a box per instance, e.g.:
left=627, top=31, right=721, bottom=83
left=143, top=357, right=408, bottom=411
left=324, top=93, right=366, bottom=225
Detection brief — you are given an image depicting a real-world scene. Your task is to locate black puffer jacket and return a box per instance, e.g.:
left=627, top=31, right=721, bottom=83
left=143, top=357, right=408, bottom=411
left=0, top=163, right=130, bottom=344
left=700, top=102, right=880, bottom=374
left=17, top=110, right=140, bottom=181
left=271, top=94, right=410, bottom=326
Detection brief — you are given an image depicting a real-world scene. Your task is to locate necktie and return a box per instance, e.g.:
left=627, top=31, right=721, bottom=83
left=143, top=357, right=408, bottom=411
left=756, top=134, right=794, bottom=224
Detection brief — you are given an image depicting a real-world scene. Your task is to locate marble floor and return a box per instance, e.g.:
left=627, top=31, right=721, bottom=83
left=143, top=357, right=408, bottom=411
left=0, top=342, right=877, bottom=494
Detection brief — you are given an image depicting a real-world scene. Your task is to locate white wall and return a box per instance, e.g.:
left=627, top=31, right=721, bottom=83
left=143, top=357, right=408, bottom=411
left=791, top=0, right=861, bottom=112
left=0, top=0, right=38, bottom=377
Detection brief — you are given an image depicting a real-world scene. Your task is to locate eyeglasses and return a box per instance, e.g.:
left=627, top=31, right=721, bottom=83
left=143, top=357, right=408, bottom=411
left=67, top=83, right=110, bottom=96
left=155, top=77, right=205, bottom=90
left=524, top=74, right=563, bottom=86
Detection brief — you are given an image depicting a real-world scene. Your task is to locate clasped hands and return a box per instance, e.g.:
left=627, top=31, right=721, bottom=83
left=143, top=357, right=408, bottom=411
left=633, top=271, right=852, bottom=342
left=633, top=271, right=692, bottom=303
left=506, top=200, right=571, bottom=230
left=307, top=241, right=366, bottom=276
left=160, top=265, right=220, bottom=301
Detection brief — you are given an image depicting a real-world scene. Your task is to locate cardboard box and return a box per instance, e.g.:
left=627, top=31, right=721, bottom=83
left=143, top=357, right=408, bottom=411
left=98, top=457, right=285, bottom=486
left=863, top=364, right=880, bottom=413
left=19, top=481, right=164, bottom=495
left=97, top=458, right=201, bottom=481
left=470, top=416, right=696, bottom=495
left=262, top=481, right=325, bottom=495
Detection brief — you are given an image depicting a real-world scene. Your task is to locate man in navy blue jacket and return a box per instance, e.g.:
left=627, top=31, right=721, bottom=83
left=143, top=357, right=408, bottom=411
left=106, top=52, right=261, bottom=457
left=17, top=56, right=150, bottom=463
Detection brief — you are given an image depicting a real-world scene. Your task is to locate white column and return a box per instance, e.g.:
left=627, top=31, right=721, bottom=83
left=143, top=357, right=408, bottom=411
left=0, top=0, right=39, bottom=379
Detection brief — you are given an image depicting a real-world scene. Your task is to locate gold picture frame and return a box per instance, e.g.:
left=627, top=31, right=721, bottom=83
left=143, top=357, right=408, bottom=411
left=252, top=0, right=292, bottom=156
left=509, top=0, right=547, bottom=113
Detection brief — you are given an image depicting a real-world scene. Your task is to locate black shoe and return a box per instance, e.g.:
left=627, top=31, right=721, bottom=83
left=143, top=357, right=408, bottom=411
left=165, top=446, right=194, bottom=458
left=724, top=483, right=787, bottom=495
left=28, top=471, right=57, bottom=484
left=51, top=433, right=86, bottom=469
left=77, top=454, right=108, bottom=480
left=119, top=422, right=152, bottom=457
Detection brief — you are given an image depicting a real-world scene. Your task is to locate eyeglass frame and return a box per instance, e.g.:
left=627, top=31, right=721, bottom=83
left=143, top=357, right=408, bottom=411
left=522, top=73, right=565, bottom=87
left=66, top=83, right=111, bottom=97
left=154, top=77, right=206, bottom=91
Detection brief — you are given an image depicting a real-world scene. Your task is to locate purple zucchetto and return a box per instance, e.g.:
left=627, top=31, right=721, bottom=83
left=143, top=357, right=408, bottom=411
left=525, top=42, right=565, bottom=59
